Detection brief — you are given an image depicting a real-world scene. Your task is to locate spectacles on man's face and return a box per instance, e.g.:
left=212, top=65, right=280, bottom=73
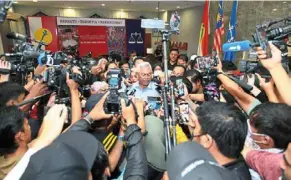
left=140, top=73, right=152, bottom=78
left=247, top=119, right=268, bottom=143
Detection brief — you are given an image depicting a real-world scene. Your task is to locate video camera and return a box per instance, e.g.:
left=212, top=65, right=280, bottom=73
left=104, top=68, right=130, bottom=114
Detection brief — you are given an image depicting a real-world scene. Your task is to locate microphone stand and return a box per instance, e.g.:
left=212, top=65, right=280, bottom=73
left=160, top=29, right=178, bottom=158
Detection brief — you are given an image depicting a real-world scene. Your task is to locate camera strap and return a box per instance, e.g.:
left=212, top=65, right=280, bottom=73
left=0, top=68, right=10, bottom=75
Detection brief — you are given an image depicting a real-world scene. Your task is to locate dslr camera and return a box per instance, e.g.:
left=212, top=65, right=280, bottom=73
left=104, top=68, right=129, bottom=114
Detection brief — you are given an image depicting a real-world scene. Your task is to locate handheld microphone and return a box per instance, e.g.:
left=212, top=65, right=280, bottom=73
left=6, top=32, right=28, bottom=42
left=222, top=40, right=253, bottom=52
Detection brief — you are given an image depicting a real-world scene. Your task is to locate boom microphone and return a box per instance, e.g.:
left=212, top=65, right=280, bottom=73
left=222, top=40, right=256, bottom=52
left=6, top=32, right=28, bottom=42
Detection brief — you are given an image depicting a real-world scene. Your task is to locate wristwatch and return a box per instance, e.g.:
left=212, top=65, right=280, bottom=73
left=83, top=114, right=94, bottom=125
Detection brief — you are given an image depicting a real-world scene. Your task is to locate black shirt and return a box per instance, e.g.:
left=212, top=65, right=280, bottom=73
left=223, top=157, right=252, bottom=180
left=168, top=62, right=176, bottom=71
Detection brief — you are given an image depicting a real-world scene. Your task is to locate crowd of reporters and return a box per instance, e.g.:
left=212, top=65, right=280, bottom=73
left=0, top=40, right=291, bottom=180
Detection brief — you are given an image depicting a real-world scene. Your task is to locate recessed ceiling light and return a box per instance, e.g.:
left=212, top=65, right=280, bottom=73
left=177, top=6, right=180, bottom=9
left=13, top=1, right=18, bottom=3
left=283, top=1, right=287, bottom=3
left=101, top=4, right=105, bottom=7
left=272, top=8, right=277, bottom=11
left=33, top=0, right=38, bottom=2
left=161, top=9, right=165, bottom=12
left=156, top=7, right=158, bottom=10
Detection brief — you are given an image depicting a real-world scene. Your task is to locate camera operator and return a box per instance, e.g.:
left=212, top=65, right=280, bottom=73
left=65, top=93, right=147, bottom=180
left=188, top=101, right=251, bottom=179
left=128, top=50, right=137, bottom=69
left=256, top=42, right=291, bottom=105
left=127, top=62, right=160, bottom=101
left=1, top=104, right=68, bottom=179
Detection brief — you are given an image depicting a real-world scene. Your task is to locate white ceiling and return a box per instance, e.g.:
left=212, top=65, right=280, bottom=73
left=14, top=1, right=204, bottom=12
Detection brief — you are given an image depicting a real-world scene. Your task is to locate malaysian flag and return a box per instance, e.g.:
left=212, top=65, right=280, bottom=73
left=213, top=0, right=224, bottom=54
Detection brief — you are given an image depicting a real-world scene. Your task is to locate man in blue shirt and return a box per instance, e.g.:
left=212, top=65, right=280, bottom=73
left=127, top=62, right=160, bottom=101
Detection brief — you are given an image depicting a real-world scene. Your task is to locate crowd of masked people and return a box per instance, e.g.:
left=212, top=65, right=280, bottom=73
left=0, top=41, right=291, bottom=180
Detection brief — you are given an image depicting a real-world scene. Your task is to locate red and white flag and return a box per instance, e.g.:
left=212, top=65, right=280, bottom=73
left=27, top=16, right=58, bottom=52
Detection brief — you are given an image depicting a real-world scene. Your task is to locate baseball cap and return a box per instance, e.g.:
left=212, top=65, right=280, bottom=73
left=144, top=116, right=166, bottom=171
left=20, top=131, right=101, bottom=180
left=166, top=141, right=238, bottom=180
left=84, top=93, right=105, bottom=113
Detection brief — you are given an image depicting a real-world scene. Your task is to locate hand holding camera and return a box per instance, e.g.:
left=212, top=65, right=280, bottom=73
left=121, top=98, right=136, bottom=126
left=256, top=42, right=282, bottom=71
left=88, top=92, right=113, bottom=121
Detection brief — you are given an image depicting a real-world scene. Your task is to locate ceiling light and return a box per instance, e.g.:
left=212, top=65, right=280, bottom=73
left=283, top=1, right=287, bottom=3
left=161, top=9, right=165, bottom=12
left=13, top=1, right=18, bottom=3
left=101, top=4, right=105, bottom=7
left=156, top=7, right=158, bottom=10
left=33, top=0, right=38, bottom=2
left=272, top=8, right=277, bottom=11
left=68, top=7, right=71, bottom=9
left=177, top=6, right=180, bottom=9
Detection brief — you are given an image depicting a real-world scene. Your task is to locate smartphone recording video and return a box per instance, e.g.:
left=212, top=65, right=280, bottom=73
left=179, top=102, right=189, bottom=124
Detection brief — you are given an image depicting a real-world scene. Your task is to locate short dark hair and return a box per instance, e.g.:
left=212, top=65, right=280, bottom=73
left=178, top=55, right=189, bottom=63
left=0, top=82, right=27, bottom=107
left=250, top=102, right=291, bottom=149
left=133, top=56, right=144, bottom=66
left=0, top=106, right=26, bottom=156
left=170, top=48, right=179, bottom=54
left=196, top=101, right=247, bottom=159
left=129, top=50, right=137, bottom=56
left=185, top=70, right=202, bottom=83
left=91, top=145, right=109, bottom=179
left=119, top=57, right=129, bottom=68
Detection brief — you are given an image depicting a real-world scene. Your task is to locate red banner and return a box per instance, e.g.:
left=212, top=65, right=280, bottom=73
left=78, top=26, right=108, bottom=57
left=197, top=0, right=210, bottom=56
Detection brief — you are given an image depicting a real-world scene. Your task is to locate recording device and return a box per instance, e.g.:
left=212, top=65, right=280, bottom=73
left=223, top=16, right=291, bottom=59
left=147, top=96, right=162, bottom=111
left=176, top=78, right=184, bottom=97
left=121, top=69, right=130, bottom=79
left=6, top=32, right=29, bottom=42
left=104, top=69, right=130, bottom=114
left=196, top=56, right=218, bottom=71
left=178, top=102, right=189, bottom=124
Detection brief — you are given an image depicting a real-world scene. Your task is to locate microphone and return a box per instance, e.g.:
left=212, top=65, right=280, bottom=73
left=6, top=32, right=28, bottom=42
left=4, top=51, right=40, bottom=59
left=222, top=40, right=254, bottom=52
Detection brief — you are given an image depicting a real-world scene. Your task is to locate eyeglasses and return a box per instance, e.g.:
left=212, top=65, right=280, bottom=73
left=190, top=132, right=207, bottom=140
left=140, top=73, right=152, bottom=78
left=247, top=119, right=268, bottom=137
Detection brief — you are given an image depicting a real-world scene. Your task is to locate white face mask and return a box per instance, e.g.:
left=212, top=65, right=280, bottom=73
left=154, top=70, right=162, bottom=77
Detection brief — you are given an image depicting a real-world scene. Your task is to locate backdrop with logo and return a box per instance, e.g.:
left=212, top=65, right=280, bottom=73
left=126, top=19, right=145, bottom=56
left=27, top=17, right=145, bottom=57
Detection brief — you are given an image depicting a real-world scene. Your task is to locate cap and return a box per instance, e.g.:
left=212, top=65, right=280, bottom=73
left=166, top=141, right=238, bottom=180
left=144, top=116, right=166, bottom=171
left=20, top=131, right=101, bottom=180
left=84, top=93, right=105, bottom=112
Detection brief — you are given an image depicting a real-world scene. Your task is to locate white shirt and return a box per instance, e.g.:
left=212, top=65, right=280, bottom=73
left=4, top=149, right=37, bottom=180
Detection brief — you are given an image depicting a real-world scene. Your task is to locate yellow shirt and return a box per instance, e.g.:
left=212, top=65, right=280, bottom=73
left=176, top=124, right=188, bottom=144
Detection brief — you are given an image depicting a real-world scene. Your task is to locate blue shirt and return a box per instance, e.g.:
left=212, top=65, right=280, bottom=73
left=127, top=81, right=160, bottom=102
